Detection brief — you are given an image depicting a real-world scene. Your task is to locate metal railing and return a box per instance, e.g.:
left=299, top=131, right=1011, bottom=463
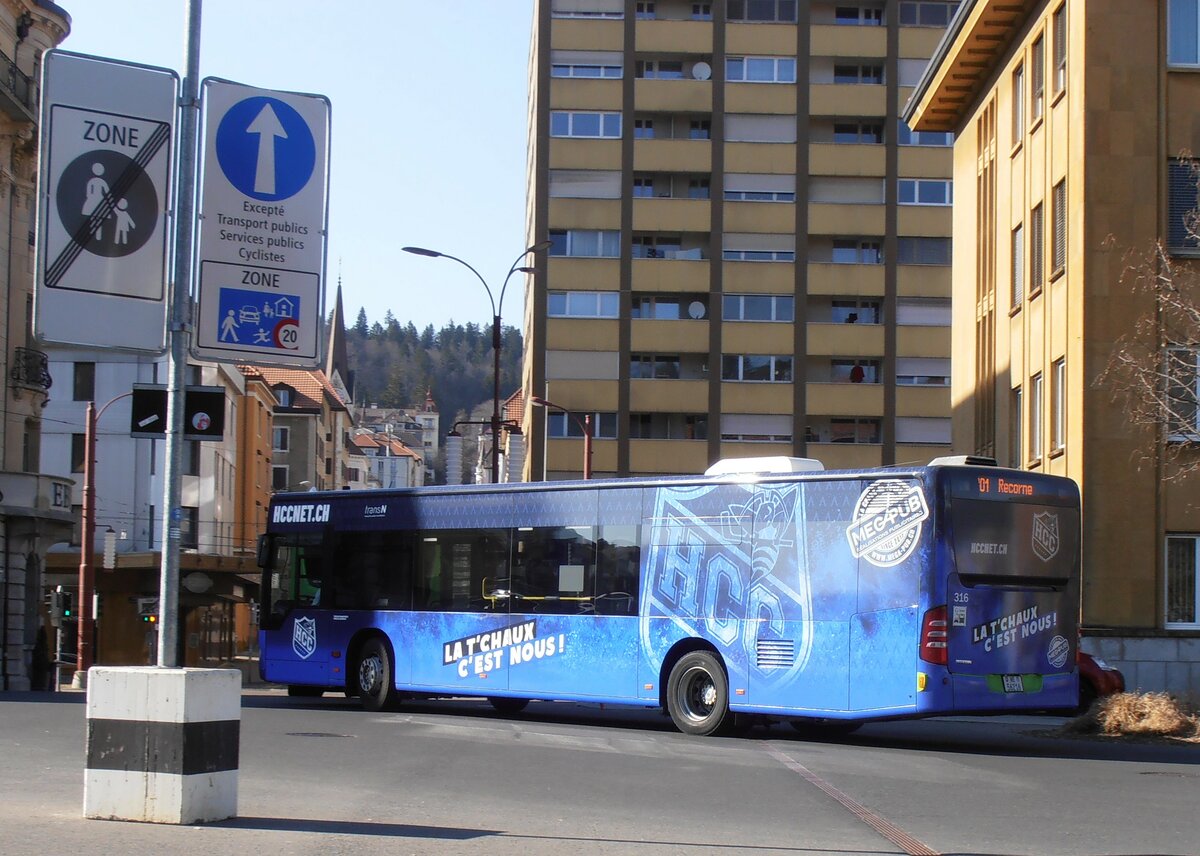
left=10, top=346, right=52, bottom=392
left=0, top=46, right=33, bottom=113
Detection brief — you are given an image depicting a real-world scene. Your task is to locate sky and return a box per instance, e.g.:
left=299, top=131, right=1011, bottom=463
left=59, top=1, right=534, bottom=332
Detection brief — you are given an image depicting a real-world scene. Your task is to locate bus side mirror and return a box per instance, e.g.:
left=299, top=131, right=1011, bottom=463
left=256, top=535, right=271, bottom=568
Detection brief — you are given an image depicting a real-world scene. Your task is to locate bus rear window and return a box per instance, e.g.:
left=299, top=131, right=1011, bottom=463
left=950, top=498, right=1078, bottom=584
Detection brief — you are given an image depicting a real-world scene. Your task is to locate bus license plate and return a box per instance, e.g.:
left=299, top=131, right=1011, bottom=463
left=1002, top=674, right=1024, bottom=693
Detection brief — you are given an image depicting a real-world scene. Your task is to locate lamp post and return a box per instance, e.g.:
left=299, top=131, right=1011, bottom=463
left=403, top=240, right=551, bottom=483
left=531, top=396, right=592, bottom=480
left=74, top=391, right=133, bottom=687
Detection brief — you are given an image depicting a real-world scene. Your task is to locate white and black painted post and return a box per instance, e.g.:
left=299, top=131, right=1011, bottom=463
left=84, top=668, right=240, bottom=823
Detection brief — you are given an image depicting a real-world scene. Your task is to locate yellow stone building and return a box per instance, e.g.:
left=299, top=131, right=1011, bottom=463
left=907, top=0, right=1200, bottom=694
left=522, top=0, right=959, bottom=481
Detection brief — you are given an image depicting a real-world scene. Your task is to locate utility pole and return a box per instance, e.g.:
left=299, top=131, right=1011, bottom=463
left=157, top=0, right=202, bottom=667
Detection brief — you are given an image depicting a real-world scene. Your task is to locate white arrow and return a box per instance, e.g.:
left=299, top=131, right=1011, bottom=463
left=246, top=103, right=288, bottom=195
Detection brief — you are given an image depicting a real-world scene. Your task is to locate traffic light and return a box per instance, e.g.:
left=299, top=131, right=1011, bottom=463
left=49, top=587, right=74, bottom=627
left=137, top=596, right=159, bottom=624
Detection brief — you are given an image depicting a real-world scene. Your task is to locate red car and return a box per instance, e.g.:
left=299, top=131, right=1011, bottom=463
left=1077, top=650, right=1125, bottom=712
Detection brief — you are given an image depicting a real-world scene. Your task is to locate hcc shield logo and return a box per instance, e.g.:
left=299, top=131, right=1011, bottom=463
left=1032, top=512, right=1060, bottom=562
left=292, top=616, right=317, bottom=659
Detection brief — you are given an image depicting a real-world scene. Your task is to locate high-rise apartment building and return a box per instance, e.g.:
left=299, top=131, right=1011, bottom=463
left=906, top=0, right=1200, bottom=695
left=522, top=0, right=960, bottom=480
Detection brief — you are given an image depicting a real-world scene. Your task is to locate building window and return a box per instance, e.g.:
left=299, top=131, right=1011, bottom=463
left=692, top=3, right=713, bottom=21
left=275, top=386, right=293, bottom=407
left=272, top=465, right=288, bottom=491
left=720, top=413, right=793, bottom=443
left=71, top=433, right=86, bottom=473
left=896, top=119, right=952, bottom=146
left=897, top=236, right=952, bottom=265
left=632, top=294, right=708, bottom=319
left=724, top=174, right=796, bottom=202
left=547, top=411, right=618, bottom=439
left=550, top=2, right=623, bottom=19
left=549, top=229, right=620, bottom=258
left=833, top=64, right=883, bottom=84
left=1011, top=222, right=1024, bottom=309
left=636, top=1, right=655, bottom=18
left=896, top=417, right=952, bottom=445
left=72, top=362, right=95, bottom=401
left=1012, top=386, right=1023, bottom=466
left=1030, top=202, right=1044, bottom=294
left=1051, top=179, right=1067, bottom=275
left=548, top=291, right=620, bottom=319
left=726, top=56, right=796, bottom=84
left=1030, top=372, right=1043, bottom=462
left=1011, top=63, right=1024, bottom=146
left=634, top=118, right=655, bottom=139
left=728, top=0, right=798, bottom=23
left=635, top=60, right=684, bottom=80
left=1169, top=0, right=1200, bottom=65
left=688, top=178, right=710, bottom=199
left=273, top=426, right=289, bottom=452
left=829, top=418, right=882, bottom=444
left=1053, top=4, right=1067, bottom=95
left=830, top=298, right=881, bottom=324
left=180, top=506, right=198, bottom=550
left=630, top=355, right=681, bottom=379
left=1166, top=536, right=1200, bottom=626
left=633, top=177, right=654, bottom=197
left=689, top=119, right=711, bottom=139
left=1168, top=159, right=1200, bottom=252
left=1031, top=35, right=1045, bottom=122
left=898, top=178, right=952, bottom=206
left=722, top=248, right=795, bottom=262
left=721, top=354, right=793, bottom=382
left=183, top=440, right=200, bottom=477
left=896, top=357, right=950, bottom=386
left=1167, top=346, right=1200, bottom=441
left=832, top=359, right=880, bottom=384
left=899, top=1, right=959, bottom=27
left=551, top=51, right=622, bottom=79
left=629, top=413, right=708, bottom=440
left=896, top=297, right=951, bottom=326
left=835, top=5, right=883, bottom=25
left=550, top=110, right=622, bottom=139
left=723, top=294, right=794, bottom=322
left=832, top=238, right=883, bottom=264
left=834, top=121, right=885, bottom=144
left=1051, top=358, right=1066, bottom=452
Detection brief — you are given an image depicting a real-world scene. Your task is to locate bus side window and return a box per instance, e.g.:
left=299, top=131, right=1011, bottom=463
left=596, top=524, right=640, bottom=615
left=511, top=526, right=596, bottom=614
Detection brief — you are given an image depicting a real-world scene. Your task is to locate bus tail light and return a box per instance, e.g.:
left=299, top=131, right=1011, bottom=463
left=920, top=605, right=948, bottom=665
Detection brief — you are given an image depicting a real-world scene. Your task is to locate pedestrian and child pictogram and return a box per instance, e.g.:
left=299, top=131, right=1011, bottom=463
left=215, top=284, right=302, bottom=351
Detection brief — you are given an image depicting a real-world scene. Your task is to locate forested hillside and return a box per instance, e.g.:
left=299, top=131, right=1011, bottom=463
left=343, top=308, right=524, bottom=428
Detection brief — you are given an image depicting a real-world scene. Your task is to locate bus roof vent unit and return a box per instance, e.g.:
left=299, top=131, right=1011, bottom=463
left=927, top=455, right=998, bottom=467
left=705, top=456, right=824, bottom=476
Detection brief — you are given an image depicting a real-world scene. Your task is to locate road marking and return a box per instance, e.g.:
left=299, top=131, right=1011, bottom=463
left=763, top=743, right=940, bottom=856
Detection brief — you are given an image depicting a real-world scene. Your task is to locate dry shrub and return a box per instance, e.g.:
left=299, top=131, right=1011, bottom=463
left=1064, top=692, right=1200, bottom=740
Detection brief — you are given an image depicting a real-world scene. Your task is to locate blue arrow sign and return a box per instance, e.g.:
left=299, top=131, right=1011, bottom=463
left=214, top=96, right=315, bottom=202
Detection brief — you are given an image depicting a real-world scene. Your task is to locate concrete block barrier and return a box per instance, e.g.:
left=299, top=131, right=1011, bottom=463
left=84, top=667, right=241, bottom=824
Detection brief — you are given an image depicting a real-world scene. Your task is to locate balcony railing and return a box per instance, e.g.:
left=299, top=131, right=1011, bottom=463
left=0, top=46, right=34, bottom=118
left=10, top=346, right=51, bottom=392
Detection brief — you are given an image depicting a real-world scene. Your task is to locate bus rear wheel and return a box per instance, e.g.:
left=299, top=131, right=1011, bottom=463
left=357, top=638, right=401, bottom=712
left=666, top=651, right=729, bottom=736
left=488, top=697, right=530, bottom=715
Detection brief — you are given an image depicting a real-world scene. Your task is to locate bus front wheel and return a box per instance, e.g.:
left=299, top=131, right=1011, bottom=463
left=357, top=638, right=401, bottom=712
left=666, top=651, right=730, bottom=736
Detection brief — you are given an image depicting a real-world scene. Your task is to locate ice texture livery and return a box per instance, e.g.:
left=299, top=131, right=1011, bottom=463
left=258, top=457, right=1081, bottom=735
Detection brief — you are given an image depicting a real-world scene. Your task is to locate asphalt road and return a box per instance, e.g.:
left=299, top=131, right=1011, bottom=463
left=1, top=688, right=1197, bottom=856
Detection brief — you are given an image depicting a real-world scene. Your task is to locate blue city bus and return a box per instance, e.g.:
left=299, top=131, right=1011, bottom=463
left=257, top=456, right=1081, bottom=736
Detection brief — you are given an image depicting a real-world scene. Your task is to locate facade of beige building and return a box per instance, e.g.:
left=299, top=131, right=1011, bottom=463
left=522, top=0, right=959, bottom=481
left=907, top=0, right=1200, bottom=694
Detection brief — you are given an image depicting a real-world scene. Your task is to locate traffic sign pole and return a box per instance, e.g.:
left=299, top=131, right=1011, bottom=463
left=157, top=0, right=202, bottom=668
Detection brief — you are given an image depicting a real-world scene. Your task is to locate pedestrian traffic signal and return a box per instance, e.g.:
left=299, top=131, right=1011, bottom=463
left=49, top=587, right=73, bottom=627
left=137, top=596, right=159, bottom=623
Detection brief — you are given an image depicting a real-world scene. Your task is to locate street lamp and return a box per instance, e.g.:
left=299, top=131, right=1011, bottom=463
left=75, top=391, right=132, bottom=686
left=403, top=240, right=552, bottom=483
left=531, top=395, right=592, bottom=480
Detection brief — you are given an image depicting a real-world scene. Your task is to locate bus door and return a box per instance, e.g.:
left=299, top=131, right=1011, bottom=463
left=260, top=533, right=337, bottom=686
left=943, top=480, right=1080, bottom=704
